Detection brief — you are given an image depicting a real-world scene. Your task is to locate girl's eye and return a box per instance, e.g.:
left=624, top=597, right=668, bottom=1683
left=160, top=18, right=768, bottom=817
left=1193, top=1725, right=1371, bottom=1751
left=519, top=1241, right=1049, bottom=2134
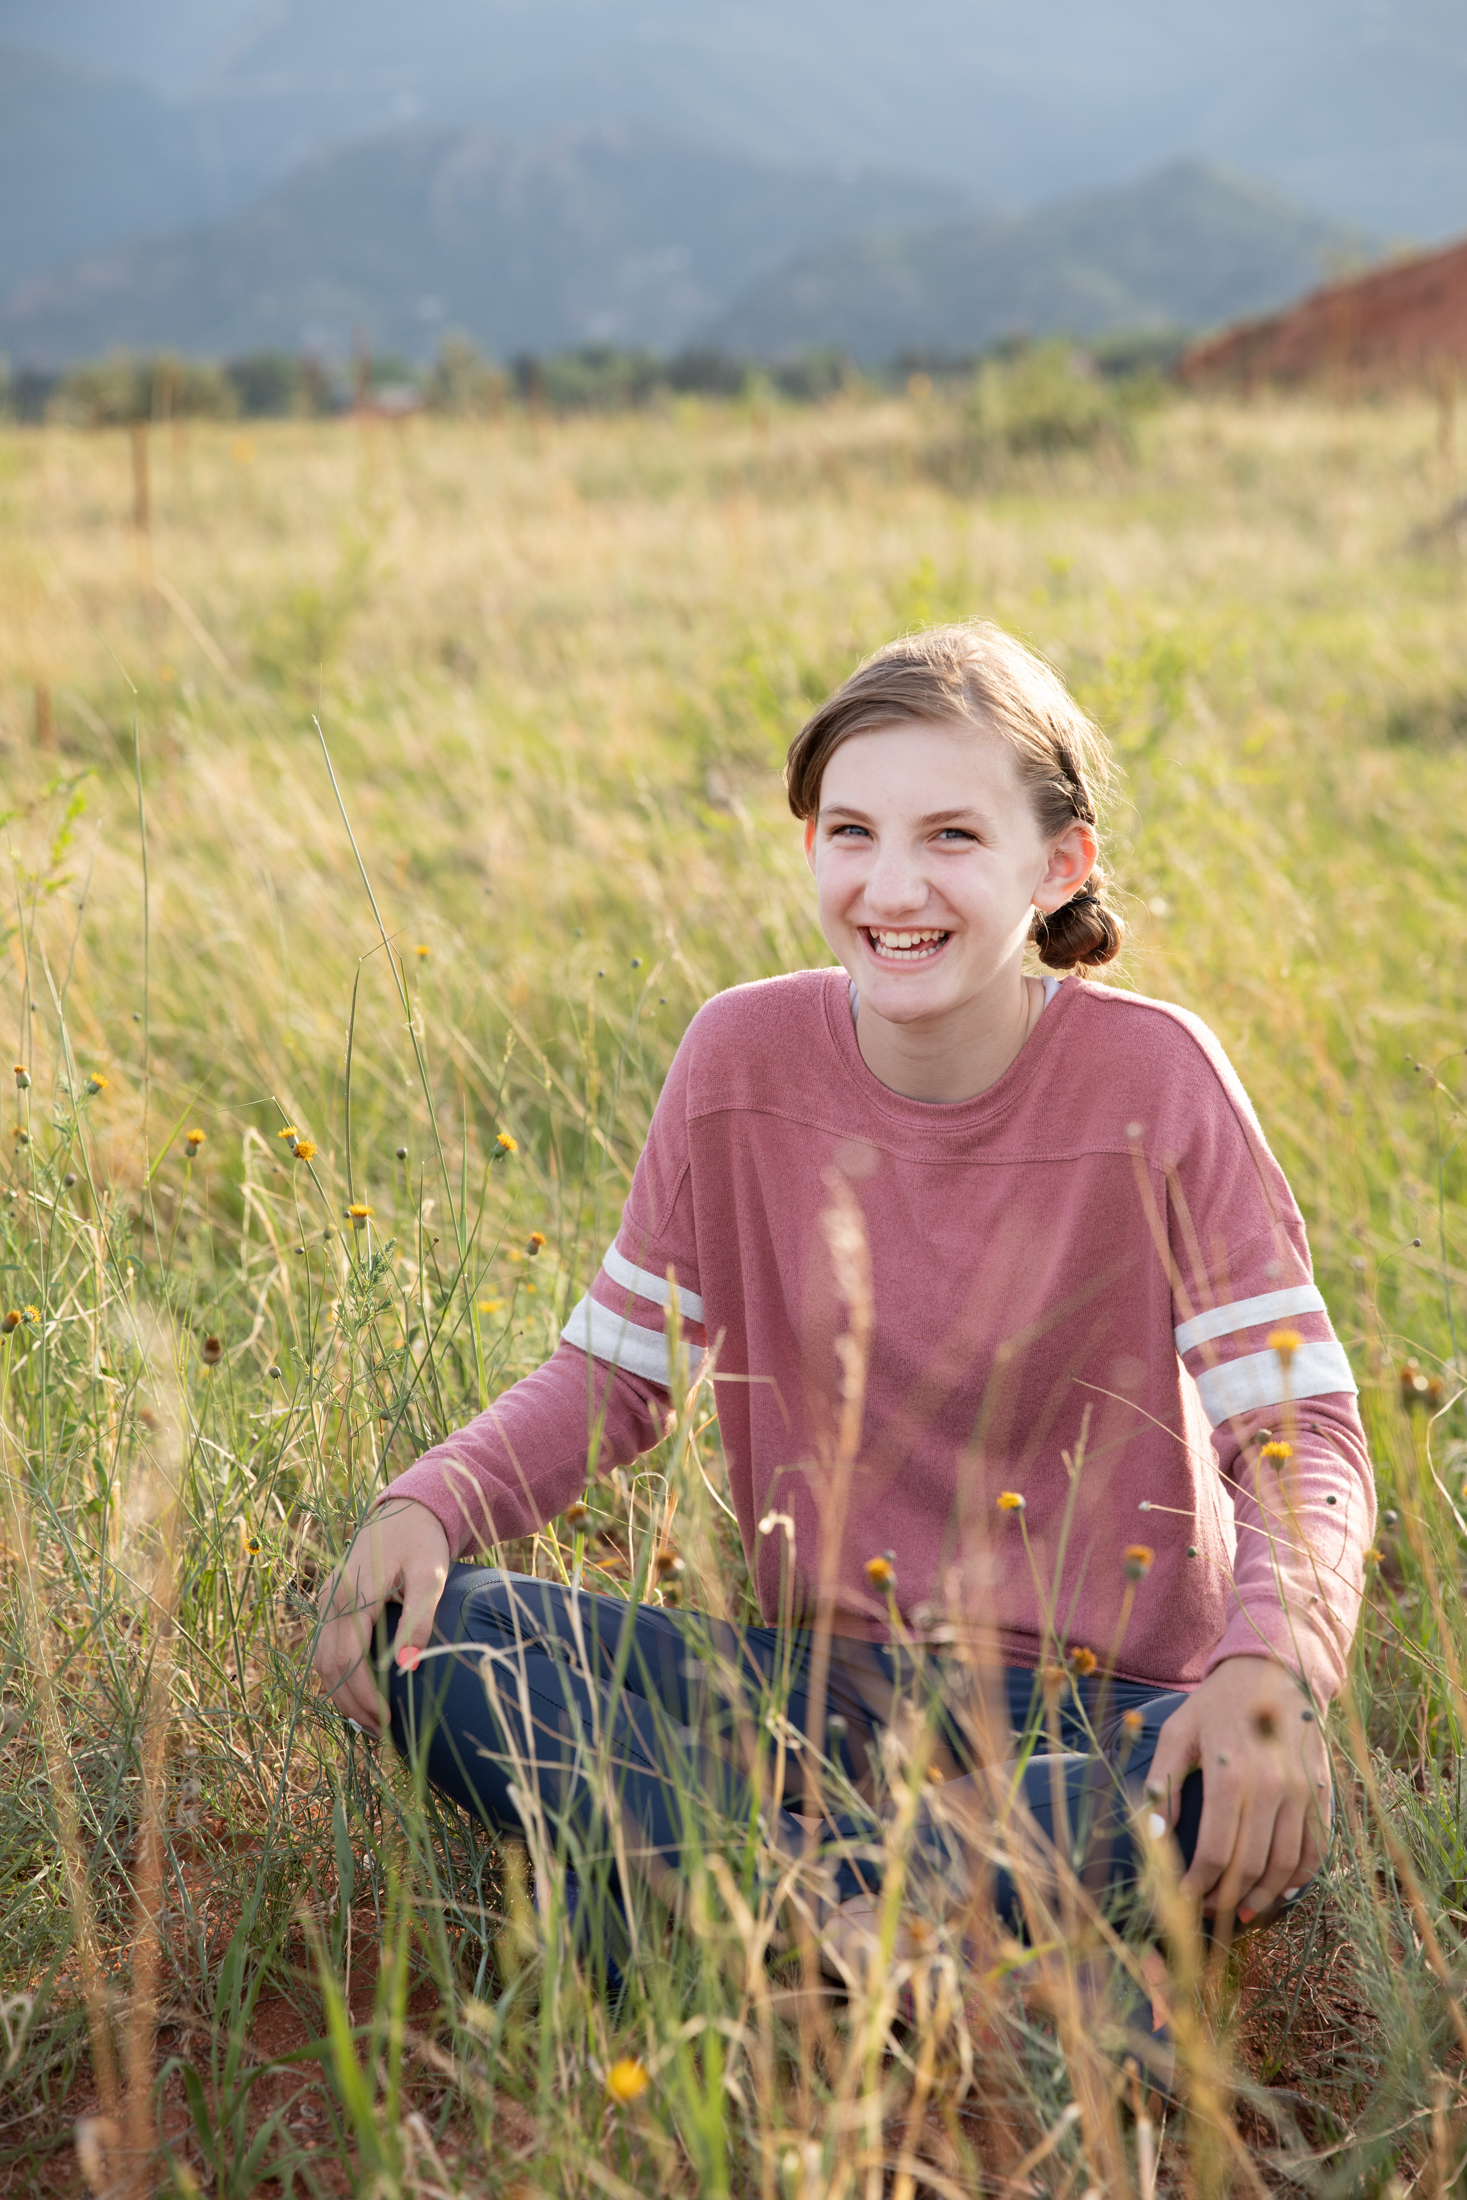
left=830, top=824, right=871, bottom=840
left=936, top=828, right=977, bottom=843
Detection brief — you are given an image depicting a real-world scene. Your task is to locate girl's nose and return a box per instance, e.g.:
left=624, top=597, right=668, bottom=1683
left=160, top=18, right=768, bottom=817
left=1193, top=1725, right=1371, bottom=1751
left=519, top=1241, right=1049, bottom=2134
left=864, top=844, right=929, bottom=916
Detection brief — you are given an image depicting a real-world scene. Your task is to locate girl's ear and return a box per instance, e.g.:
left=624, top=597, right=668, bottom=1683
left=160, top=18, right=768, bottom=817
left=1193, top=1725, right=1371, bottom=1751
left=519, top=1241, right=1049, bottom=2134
left=1033, top=821, right=1097, bottom=912
left=803, top=817, right=817, bottom=870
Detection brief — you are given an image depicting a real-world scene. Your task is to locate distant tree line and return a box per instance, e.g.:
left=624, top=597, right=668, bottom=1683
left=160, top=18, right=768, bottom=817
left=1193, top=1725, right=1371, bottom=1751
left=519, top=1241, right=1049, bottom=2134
left=0, top=329, right=1187, bottom=426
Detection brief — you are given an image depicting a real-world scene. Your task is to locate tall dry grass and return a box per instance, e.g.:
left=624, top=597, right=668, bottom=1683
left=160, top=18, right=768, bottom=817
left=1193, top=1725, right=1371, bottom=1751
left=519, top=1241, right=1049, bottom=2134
left=0, top=382, right=1464, bottom=2194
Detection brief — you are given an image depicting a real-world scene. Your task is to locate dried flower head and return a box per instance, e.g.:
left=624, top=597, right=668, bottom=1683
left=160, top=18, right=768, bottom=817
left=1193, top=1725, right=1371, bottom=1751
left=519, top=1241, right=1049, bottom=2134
left=201, top=1335, right=223, bottom=1365
left=1067, top=1645, right=1098, bottom=1677
left=653, top=1546, right=683, bottom=1578
left=1268, top=1327, right=1303, bottom=1367
left=606, top=2058, right=649, bottom=2104
left=527, top=1231, right=547, bottom=1255
left=2, top=1311, right=20, bottom=1333
left=996, top=1490, right=1025, bottom=1512
left=1041, top=1662, right=1067, bottom=1693
left=13, top=1066, right=29, bottom=1090
left=292, top=1138, right=317, bottom=1162
left=564, top=1501, right=589, bottom=1528
left=1124, top=1544, right=1155, bottom=1580
left=12, top=1127, right=28, bottom=1145
left=863, top=1552, right=896, bottom=1589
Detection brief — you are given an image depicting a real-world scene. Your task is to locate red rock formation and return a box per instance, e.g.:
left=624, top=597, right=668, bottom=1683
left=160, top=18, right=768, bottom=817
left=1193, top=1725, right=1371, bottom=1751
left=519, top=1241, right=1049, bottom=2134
left=1181, top=234, right=1467, bottom=389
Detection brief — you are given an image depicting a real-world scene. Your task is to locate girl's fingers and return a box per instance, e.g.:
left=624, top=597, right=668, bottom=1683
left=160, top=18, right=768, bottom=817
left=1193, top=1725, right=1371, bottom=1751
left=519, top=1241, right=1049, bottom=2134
left=1179, top=1778, right=1242, bottom=1902
left=1238, top=1800, right=1303, bottom=1920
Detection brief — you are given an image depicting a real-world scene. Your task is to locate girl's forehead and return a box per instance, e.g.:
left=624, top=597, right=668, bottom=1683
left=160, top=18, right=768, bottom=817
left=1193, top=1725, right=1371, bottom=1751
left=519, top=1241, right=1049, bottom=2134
left=819, top=717, right=1023, bottom=804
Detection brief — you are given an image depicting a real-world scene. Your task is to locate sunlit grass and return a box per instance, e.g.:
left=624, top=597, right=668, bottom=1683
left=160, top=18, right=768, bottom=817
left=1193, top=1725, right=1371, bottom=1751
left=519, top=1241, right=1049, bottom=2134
left=1, top=384, right=1465, bottom=2194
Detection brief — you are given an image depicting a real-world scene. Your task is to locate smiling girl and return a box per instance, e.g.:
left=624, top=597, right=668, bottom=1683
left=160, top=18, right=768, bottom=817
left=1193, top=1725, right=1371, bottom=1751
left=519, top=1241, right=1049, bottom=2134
left=314, top=621, right=1369, bottom=1989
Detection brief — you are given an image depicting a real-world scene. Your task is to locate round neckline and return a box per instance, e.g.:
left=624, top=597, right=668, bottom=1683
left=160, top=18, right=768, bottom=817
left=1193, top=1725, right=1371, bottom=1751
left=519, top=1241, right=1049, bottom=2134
left=821, top=965, right=1077, bottom=1128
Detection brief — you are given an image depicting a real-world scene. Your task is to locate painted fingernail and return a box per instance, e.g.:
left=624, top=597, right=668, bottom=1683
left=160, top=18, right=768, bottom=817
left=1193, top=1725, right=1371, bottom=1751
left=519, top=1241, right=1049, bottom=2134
left=396, top=1643, right=421, bottom=1672
left=1238, top=1908, right=1255, bottom=1924
left=1283, top=1885, right=1302, bottom=1900
left=1147, top=1812, right=1166, bottom=1839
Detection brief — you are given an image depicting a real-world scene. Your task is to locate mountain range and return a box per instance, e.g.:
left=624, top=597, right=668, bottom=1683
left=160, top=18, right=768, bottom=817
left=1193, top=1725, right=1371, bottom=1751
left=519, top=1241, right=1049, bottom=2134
left=0, top=143, right=1374, bottom=370
left=4, top=0, right=1467, bottom=281
left=704, top=163, right=1373, bottom=362
left=1, top=0, right=1462, bottom=372
left=0, top=128, right=970, bottom=365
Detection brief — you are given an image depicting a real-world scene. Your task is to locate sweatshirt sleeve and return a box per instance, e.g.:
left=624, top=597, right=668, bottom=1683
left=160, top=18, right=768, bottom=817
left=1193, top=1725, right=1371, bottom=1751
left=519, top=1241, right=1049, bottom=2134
left=380, top=1025, right=707, bottom=1558
left=1163, top=1030, right=1374, bottom=1704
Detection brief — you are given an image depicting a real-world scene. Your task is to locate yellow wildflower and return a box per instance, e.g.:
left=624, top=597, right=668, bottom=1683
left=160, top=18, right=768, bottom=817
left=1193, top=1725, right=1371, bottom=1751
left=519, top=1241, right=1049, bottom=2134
left=186, top=1128, right=205, bottom=1151
left=23, top=1305, right=40, bottom=1324
left=1268, top=1327, right=1303, bottom=1368
left=277, top=1125, right=298, bottom=1143
left=346, top=1202, right=373, bottom=1227
left=1124, top=1544, right=1155, bottom=1580
left=1121, top=1707, right=1144, bottom=1735
left=863, top=1551, right=896, bottom=1589
left=997, top=1490, right=1025, bottom=1512
left=478, top=1297, right=505, bottom=1316
left=13, top=1065, right=29, bottom=1089
left=85, top=1073, right=107, bottom=1095
left=2, top=1311, right=19, bottom=1333
left=1068, top=1645, right=1098, bottom=1677
left=292, top=1138, right=317, bottom=1162
left=606, top=2057, right=649, bottom=2104
left=527, top=1231, right=547, bottom=1255
left=1259, top=1440, right=1293, bottom=1463
left=564, top=1501, right=589, bottom=1528
left=495, top=1131, right=518, bottom=1155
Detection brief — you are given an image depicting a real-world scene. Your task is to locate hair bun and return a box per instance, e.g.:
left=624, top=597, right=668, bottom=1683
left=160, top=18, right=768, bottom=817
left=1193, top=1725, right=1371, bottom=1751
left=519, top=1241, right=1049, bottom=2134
left=1031, top=882, right=1124, bottom=971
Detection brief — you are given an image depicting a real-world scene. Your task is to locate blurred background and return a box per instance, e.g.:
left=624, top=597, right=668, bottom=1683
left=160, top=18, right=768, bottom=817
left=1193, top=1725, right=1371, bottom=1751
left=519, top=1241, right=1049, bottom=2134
left=3, top=0, right=1465, bottom=407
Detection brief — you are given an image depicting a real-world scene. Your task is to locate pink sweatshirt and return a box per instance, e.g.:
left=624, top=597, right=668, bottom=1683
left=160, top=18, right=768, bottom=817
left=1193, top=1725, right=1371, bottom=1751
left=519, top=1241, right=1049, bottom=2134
left=387, top=971, right=1372, bottom=1701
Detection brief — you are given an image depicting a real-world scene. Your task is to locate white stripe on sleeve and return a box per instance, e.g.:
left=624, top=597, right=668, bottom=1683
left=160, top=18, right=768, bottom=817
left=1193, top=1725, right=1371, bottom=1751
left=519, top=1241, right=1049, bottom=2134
left=602, top=1242, right=705, bottom=1323
left=1194, top=1339, right=1357, bottom=1427
left=1174, top=1284, right=1325, bottom=1355
left=561, top=1294, right=705, bottom=1388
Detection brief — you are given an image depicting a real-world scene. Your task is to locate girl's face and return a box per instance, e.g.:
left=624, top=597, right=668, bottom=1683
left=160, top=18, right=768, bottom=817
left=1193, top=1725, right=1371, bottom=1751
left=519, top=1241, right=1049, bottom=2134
left=804, top=718, right=1096, bottom=1028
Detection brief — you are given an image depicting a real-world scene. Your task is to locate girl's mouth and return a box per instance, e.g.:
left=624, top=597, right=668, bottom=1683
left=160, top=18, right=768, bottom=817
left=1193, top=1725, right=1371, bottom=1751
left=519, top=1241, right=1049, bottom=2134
left=862, top=927, right=951, bottom=963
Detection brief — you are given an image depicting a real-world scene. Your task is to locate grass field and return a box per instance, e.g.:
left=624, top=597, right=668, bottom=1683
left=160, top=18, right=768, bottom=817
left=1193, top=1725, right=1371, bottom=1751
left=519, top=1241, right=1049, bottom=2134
left=1, top=379, right=1466, bottom=2197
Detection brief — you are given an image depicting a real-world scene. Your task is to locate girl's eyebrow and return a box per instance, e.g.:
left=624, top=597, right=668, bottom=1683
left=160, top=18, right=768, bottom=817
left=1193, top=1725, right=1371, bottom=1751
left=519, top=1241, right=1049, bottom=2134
left=818, top=803, right=987, bottom=828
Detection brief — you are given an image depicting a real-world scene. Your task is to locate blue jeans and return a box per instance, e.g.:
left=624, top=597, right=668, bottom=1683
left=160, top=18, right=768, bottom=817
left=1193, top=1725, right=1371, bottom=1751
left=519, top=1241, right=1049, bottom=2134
left=382, top=1565, right=1208, bottom=1930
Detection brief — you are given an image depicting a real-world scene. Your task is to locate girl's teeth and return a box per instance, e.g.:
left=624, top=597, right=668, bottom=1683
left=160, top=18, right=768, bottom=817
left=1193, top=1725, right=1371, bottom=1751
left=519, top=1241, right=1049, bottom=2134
left=870, top=929, right=946, bottom=954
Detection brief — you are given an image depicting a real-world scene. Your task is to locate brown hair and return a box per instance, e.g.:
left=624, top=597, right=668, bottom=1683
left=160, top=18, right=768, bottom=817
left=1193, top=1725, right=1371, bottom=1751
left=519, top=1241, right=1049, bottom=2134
left=785, top=620, right=1124, bottom=972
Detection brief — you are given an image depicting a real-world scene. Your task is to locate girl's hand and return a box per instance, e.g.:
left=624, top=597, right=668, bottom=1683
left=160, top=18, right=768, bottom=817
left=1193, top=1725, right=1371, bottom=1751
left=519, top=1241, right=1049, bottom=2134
left=312, top=1500, right=451, bottom=1736
left=1145, top=1655, right=1331, bottom=1923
